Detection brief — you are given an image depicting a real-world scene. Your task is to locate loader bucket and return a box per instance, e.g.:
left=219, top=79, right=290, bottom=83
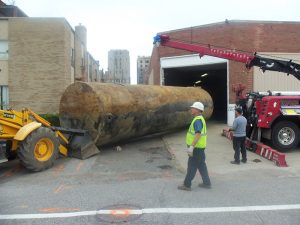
left=68, top=131, right=100, bottom=160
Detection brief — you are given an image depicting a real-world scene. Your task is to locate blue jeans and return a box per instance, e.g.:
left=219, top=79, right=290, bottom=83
left=233, top=136, right=247, bottom=162
left=184, top=148, right=211, bottom=188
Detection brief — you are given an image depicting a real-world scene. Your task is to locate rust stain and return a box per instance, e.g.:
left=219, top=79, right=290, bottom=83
left=39, top=208, right=80, bottom=213
left=60, top=83, right=213, bottom=148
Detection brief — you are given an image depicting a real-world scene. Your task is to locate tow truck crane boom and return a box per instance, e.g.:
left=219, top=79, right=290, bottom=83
left=153, top=34, right=300, bottom=80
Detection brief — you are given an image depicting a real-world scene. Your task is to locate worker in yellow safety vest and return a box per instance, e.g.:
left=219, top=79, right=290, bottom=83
left=178, top=102, right=211, bottom=191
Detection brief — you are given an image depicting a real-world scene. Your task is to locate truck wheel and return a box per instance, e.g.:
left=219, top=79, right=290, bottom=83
left=17, top=127, right=59, bottom=172
left=271, top=121, right=300, bottom=151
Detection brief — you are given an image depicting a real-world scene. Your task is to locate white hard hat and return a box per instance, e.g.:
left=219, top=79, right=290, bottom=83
left=190, top=102, right=204, bottom=111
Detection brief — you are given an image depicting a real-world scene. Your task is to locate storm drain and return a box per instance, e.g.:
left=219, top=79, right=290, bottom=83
left=97, top=204, right=143, bottom=223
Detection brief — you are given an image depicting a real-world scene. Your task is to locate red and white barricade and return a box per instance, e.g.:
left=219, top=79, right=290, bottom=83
left=222, top=129, right=288, bottom=167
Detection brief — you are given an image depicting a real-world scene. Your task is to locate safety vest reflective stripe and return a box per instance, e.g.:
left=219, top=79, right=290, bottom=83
left=186, top=115, right=207, bottom=148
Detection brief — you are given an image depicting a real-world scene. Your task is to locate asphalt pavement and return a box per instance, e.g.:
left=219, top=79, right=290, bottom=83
left=1, top=120, right=300, bottom=225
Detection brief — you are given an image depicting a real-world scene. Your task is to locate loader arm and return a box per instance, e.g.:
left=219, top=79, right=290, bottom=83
left=27, top=109, right=51, bottom=127
left=25, top=109, right=68, bottom=146
left=153, top=34, right=300, bottom=80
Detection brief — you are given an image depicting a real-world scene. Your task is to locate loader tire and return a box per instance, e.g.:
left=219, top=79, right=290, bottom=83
left=17, top=127, right=59, bottom=172
left=271, top=121, right=300, bottom=152
left=5, top=140, right=17, bottom=160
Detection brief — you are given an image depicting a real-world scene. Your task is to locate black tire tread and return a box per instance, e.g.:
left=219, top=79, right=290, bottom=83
left=17, top=127, right=59, bottom=172
left=5, top=140, right=17, bottom=160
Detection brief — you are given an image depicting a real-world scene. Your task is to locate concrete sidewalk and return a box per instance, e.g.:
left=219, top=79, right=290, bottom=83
left=162, top=121, right=300, bottom=179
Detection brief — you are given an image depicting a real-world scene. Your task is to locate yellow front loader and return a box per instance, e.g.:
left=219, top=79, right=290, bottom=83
left=0, top=108, right=99, bottom=172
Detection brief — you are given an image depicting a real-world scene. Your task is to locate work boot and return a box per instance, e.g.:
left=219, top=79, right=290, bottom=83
left=198, top=183, right=212, bottom=189
left=241, top=159, right=247, bottom=163
left=177, top=185, right=191, bottom=191
left=230, top=161, right=240, bottom=165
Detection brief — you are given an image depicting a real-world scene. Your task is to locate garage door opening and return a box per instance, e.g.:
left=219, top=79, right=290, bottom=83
left=163, top=63, right=227, bottom=122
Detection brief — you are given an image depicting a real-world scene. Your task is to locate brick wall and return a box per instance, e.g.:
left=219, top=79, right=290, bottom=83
left=146, top=47, right=161, bottom=85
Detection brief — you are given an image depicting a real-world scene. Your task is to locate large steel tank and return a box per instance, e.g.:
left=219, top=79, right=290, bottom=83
left=59, top=82, right=213, bottom=148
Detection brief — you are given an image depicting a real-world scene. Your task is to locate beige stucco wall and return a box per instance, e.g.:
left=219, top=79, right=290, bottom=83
left=8, top=17, right=73, bottom=113
left=0, top=19, right=8, bottom=85
left=0, top=61, right=8, bottom=85
left=0, top=19, right=8, bottom=39
left=253, top=53, right=300, bottom=91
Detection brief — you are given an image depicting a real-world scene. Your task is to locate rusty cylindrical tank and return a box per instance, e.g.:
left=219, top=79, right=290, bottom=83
left=59, top=82, right=213, bottom=148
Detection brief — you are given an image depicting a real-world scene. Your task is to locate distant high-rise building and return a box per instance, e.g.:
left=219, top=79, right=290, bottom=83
left=137, top=56, right=150, bottom=84
left=107, top=50, right=130, bottom=84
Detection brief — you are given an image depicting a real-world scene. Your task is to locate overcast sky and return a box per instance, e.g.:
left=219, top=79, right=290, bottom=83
left=5, top=0, right=300, bottom=84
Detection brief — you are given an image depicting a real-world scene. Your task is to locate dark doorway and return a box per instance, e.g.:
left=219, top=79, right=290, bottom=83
left=163, top=63, right=227, bottom=121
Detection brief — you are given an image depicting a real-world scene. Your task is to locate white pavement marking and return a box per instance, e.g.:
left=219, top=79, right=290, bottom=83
left=1, top=204, right=300, bottom=220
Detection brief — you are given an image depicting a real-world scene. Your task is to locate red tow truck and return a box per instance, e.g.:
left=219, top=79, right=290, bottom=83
left=154, top=34, right=300, bottom=152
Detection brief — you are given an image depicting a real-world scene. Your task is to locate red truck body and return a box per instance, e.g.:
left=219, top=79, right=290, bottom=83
left=256, top=96, right=300, bottom=128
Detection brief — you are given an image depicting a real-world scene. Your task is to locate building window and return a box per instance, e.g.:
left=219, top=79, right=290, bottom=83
left=0, top=86, right=9, bottom=109
left=0, top=41, right=8, bottom=60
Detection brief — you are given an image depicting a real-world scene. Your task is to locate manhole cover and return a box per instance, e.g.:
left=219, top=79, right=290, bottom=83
left=97, top=204, right=142, bottom=223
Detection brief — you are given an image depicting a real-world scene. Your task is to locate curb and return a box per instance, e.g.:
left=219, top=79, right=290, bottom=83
left=161, top=137, right=186, bottom=174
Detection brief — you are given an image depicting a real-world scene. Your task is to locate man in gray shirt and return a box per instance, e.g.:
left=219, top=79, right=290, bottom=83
left=229, top=107, right=247, bottom=164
